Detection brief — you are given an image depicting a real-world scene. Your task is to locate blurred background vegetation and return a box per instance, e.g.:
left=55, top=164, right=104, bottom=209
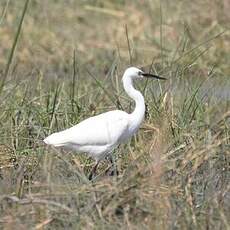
left=0, top=0, right=229, bottom=229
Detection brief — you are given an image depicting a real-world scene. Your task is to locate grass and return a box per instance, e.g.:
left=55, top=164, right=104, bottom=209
left=0, top=0, right=229, bottom=229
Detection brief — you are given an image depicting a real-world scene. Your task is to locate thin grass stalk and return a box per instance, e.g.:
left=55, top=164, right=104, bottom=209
left=0, top=0, right=10, bottom=26
left=86, top=69, right=118, bottom=108
left=71, top=49, right=77, bottom=113
left=0, top=0, right=30, bottom=95
left=125, top=24, right=132, bottom=66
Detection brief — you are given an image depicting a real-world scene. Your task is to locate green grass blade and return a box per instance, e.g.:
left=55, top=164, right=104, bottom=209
left=0, top=0, right=10, bottom=26
left=0, top=0, right=30, bottom=95
left=86, top=69, right=118, bottom=108
left=125, top=24, right=132, bottom=66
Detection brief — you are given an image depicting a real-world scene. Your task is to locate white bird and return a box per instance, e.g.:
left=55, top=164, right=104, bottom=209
left=43, top=67, right=166, bottom=179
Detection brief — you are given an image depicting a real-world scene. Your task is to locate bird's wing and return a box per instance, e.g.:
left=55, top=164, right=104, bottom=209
left=45, top=110, right=130, bottom=147
left=69, top=110, right=129, bottom=146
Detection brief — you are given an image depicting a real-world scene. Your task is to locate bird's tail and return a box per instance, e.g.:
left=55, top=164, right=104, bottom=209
left=43, top=131, right=69, bottom=147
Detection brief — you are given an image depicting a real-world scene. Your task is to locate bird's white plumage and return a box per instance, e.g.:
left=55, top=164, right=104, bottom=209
left=44, top=67, right=162, bottom=165
left=44, top=110, right=130, bottom=160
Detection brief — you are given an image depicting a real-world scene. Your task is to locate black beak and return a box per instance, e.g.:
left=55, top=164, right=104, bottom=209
left=142, top=73, right=167, bottom=80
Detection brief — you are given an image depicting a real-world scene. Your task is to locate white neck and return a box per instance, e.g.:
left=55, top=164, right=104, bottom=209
left=123, top=76, right=145, bottom=133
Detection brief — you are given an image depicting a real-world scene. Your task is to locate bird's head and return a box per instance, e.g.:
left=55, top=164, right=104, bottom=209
left=122, top=67, right=166, bottom=81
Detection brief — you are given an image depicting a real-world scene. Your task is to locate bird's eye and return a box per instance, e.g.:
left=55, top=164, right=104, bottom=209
left=138, top=71, right=142, bottom=76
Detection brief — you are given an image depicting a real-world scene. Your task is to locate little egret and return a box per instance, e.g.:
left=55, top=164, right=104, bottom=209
left=43, top=67, right=166, bottom=179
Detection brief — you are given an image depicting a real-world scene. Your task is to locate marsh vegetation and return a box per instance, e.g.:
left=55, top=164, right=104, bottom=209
left=0, top=0, right=229, bottom=229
